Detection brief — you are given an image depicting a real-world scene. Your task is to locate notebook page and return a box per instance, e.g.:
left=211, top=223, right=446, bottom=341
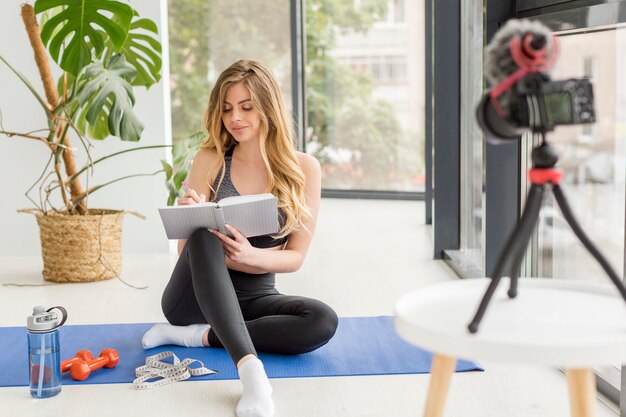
left=158, top=202, right=217, bottom=239
left=221, top=197, right=279, bottom=237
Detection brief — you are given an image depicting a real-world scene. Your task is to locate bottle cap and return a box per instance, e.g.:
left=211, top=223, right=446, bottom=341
left=27, top=306, right=60, bottom=332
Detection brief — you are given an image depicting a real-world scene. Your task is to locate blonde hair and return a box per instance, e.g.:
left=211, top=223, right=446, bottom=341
left=201, top=59, right=310, bottom=238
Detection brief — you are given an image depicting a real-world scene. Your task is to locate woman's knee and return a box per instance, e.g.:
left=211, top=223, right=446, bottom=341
left=312, top=301, right=339, bottom=344
left=293, top=300, right=338, bottom=354
left=186, top=228, right=222, bottom=252
left=188, top=228, right=216, bottom=243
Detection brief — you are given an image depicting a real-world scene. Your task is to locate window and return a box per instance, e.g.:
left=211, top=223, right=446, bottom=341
left=167, top=0, right=292, bottom=145
left=537, top=29, right=626, bottom=284
left=526, top=24, right=626, bottom=406
left=168, top=1, right=425, bottom=195
left=339, top=55, right=408, bottom=83
left=305, top=1, right=424, bottom=191
left=390, top=0, right=406, bottom=24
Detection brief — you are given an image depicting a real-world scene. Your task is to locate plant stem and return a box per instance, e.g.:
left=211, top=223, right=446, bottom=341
left=21, top=4, right=86, bottom=214
left=72, top=170, right=165, bottom=208
left=0, top=129, right=74, bottom=150
left=66, top=144, right=172, bottom=186
left=53, top=157, right=71, bottom=214
left=0, top=130, right=49, bottom=141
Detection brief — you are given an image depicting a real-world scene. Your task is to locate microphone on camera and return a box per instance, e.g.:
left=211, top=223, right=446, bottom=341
left=484, top=19, right=557, bottom=87
left=477, top=19, right=560, bottom=139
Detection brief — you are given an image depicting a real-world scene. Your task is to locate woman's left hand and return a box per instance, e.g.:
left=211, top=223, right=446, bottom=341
left=210, top=224, right=258, bottom=265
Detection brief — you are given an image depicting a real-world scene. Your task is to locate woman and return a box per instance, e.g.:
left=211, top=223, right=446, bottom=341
left=142, top=60, right=338, bottom=417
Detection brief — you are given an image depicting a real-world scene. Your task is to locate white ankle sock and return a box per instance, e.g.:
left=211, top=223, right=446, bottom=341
left=236, top=357, right=275, bottom=417
left=141, top=323, right=210, bottom=349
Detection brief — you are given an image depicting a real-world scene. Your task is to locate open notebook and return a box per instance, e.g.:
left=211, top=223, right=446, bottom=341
left=158, top=193, right=279, bottom=239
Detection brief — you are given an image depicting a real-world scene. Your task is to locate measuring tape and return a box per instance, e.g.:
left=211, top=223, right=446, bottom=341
left=133, top=351, right=217, bottom=390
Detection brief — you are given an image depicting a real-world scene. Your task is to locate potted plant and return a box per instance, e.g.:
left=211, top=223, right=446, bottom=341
left=0, top=0, right=164, bottom=283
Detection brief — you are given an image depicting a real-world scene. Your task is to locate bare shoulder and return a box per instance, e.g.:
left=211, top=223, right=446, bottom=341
left=295, top=151, right=321, bottom=175
left=191, top=147, right=220, bottom=175
left=194, top=147, right=220, bottom=166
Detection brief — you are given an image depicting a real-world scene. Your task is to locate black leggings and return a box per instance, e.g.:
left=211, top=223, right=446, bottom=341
left=161, top=229, right=339, bottom=365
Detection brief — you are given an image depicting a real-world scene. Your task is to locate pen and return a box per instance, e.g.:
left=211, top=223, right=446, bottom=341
left=182, top=181, right=206, bottom=203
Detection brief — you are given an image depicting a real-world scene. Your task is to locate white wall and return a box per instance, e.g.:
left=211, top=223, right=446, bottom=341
left=0, top=0, right=171, bottom=256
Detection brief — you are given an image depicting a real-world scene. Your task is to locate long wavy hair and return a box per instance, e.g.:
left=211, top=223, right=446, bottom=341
left=201, top=59, right=310, bottom=238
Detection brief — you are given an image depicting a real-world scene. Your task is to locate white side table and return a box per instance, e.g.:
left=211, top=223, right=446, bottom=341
left=395, top=278, right=626, bottom=417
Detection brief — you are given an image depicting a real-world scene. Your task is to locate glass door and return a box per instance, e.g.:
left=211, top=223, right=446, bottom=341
left=533, top=25, right=626, bottom=401
left=537, top=27, right=626, bottom=285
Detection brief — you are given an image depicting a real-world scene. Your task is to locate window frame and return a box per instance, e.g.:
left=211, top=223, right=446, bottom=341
left=430, top=0, right=461, bottom=258
left=430, top=0, right=523, bottom=274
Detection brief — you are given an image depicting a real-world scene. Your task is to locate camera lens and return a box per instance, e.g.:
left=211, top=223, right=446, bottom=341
left=476, top=94, right=524, bottom=140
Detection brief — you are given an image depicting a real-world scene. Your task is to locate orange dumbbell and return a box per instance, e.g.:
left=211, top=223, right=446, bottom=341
left=60, top=350, right=94, bottom=373
left=69, top=348, right=120, bottom=381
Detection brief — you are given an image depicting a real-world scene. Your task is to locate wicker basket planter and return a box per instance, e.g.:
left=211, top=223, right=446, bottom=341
left=24, top=209, right=129, bottom=283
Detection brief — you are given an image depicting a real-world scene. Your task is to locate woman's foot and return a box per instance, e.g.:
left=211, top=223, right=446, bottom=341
left=236, top=357, right=275, bottom=417
left=141, top=323, right=210, bottom=348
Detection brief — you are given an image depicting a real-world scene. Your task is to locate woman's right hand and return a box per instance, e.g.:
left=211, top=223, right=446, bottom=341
left=177, top=185, right=206, bottom=206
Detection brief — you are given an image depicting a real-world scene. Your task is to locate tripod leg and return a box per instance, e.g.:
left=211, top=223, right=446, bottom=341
left=467, top=184, right=545, bottom=333
left=507, top=184, right=545, bottom=298
left=553, top=184, right=626, bottom=305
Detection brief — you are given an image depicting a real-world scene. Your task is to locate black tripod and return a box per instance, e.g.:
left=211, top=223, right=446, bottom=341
left=467, top=134, right=626, bottom=334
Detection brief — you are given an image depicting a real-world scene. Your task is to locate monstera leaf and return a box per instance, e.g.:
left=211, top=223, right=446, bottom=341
left=35, top=0, right=133, bottom=76
left=72, top=54, right=143, bottom=141
left=102, top=14, right=162, bottom=88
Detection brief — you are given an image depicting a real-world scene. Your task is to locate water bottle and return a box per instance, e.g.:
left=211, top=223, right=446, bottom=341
left=27, top=306, right=67, bottom=399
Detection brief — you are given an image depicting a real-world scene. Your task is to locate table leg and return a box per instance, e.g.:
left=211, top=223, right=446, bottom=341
left=423, top=353, right=457, bottom=417
left=566, top=368, right=596, bottom=417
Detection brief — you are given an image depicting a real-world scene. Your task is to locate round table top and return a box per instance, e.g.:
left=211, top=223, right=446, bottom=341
left=395, top=278, right=626, bottom=367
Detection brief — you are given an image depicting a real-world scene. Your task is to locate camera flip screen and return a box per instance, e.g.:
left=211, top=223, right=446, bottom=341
left=544, top=92, right=573, bottom=125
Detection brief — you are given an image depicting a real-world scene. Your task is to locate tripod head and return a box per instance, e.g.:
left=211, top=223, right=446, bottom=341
left=531, top=140, right=558, bottom=169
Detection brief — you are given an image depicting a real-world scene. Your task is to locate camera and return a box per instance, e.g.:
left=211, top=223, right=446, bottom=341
left=477, top=73, right=595, bottom=139
left=476, top=19, right=596, bottom=140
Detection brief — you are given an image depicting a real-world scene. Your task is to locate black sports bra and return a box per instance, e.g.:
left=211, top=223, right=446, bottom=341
left=211, top=146, right=288, bottom=248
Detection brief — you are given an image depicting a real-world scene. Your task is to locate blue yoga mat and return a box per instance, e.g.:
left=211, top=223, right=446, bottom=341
left=0, top=316, right=482, bottom=387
